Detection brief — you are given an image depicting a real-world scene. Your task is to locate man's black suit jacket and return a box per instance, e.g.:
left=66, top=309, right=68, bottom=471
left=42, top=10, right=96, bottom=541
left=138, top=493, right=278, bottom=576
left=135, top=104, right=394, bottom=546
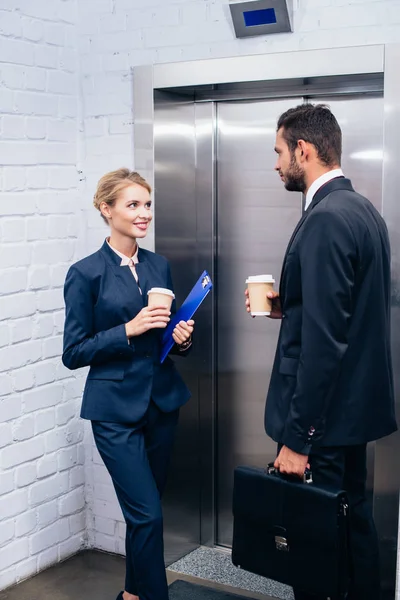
left=265, top=177, right=397, bottom=454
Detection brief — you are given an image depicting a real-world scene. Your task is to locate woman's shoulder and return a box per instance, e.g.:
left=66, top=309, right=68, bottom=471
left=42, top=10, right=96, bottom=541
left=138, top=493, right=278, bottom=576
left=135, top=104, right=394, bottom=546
left=67, top=249, right=105, bottom=279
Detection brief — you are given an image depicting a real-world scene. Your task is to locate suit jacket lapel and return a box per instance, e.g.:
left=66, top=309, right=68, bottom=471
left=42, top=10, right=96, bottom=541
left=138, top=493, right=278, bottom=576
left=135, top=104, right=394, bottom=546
left=279, top=177, right=354, bottom=298
left=100, top=240, right=144, bottom=308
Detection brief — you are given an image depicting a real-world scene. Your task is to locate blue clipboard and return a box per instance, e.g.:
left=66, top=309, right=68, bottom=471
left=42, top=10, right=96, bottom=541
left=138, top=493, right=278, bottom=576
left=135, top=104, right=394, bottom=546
left=160, top=270, right=213, bottom=363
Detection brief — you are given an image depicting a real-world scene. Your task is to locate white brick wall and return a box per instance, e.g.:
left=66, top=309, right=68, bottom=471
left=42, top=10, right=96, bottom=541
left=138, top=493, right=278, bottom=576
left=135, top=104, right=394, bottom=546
left=0, top=1, right=86, bottom=591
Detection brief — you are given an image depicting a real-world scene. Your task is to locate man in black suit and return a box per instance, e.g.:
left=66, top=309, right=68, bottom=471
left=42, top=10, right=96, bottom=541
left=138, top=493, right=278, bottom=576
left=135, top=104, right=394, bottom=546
left=246, top=104, right=397, bottom=599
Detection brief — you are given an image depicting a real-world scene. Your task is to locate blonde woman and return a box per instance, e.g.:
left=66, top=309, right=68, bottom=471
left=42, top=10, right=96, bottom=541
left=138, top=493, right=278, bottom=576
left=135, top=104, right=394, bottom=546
left=62, top=169, right=194, bottom=600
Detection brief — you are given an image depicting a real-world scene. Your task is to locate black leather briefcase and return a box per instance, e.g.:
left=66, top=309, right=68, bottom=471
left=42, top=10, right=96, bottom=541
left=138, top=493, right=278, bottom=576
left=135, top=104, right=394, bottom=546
left=232, top=465, right=350, bottom=599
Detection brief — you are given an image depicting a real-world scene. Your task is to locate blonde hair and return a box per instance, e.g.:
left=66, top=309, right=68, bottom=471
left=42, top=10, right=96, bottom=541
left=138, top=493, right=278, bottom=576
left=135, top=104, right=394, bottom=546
left=93, top=168, right=152, bottom=224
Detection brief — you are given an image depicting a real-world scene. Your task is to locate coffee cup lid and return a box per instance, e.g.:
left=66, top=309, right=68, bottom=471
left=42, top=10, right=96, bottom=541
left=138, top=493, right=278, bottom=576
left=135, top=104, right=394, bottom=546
left=148, top=287, right=175, bottom=298
left=246, top=274, right=275, bottom=283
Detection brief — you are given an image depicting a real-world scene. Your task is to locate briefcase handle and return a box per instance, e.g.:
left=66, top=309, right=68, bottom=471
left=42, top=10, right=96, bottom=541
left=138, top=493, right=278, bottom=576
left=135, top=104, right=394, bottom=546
left=267, top=463, right=313, bottom=485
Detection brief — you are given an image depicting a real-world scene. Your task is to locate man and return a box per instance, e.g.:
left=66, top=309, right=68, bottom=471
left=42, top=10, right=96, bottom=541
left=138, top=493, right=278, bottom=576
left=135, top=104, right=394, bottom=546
left=246, top=104, right=397, bottom=599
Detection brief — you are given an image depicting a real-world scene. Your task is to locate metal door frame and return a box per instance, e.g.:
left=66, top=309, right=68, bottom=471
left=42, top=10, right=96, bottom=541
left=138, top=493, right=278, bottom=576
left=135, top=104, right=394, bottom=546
left=133, top=44, right=400, bottom=597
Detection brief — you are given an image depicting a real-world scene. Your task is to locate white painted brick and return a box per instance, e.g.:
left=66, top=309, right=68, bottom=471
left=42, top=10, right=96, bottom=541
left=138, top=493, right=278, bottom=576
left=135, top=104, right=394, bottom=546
left=80, top=0, right=113, bottom=15
left=0, top=568, right=17, bottom=594
left=93, top=498, right=123, bottom=522
left=102, top=53, right=129, bottom=72
left=63, top=378, right=85, bottom=402
left=0, top=395, right=22, bottom=423
left=37, top=501, right=58, bottom=528
left=10, top=318, right=34, bottom=344
left=0, top=521, right=15, bottom=547
left=48, top=71, right=76, bottom=95
left=16, top=463, right=37, bottom=487
left=13, top=415, right=35, bottom=442
left=34, top=44, right=58, bottom=69
left=0, top=244, right=32, bottom=268
left=58, top=48, right=78, bottom=73
left=1, top=438, right=44, bottom=469
left=85, top=116, right=107, bottom=137
left=25, top=118, right=46, bottom=140
left=70, top=465, right=85, bottom=489
left=92, top=30, right=143, bottom=54
left=27, top=168, right=49, bottom=190
left=0, top=374, right=13, bottom=397
left=13, top=367, right=35, bottom=393
left=33, top=240, right=75, bottom=264
left=58, top=445, right=78, bottom=471
left=14, top=92, right=58, bottom=118
left=56, top=401, right=77, bottom=427
left=1, top=38, right=35, bottom=66
left=59, top=533, right=84, bottom=561
left=0, top=10, right=23, bottom=37
left=0, top=489, right=28, bottom=519
left=37, top=546, right=58, bottom=572
left=69, top=511, right=85, bottom=535
left=45, top=422, right=84, bottom=453
left=0, top=64, right=25, bottom=89
left=58, top=97, right=78, bottom=118
left=153, top=5, right=181, bottom=26
left=126, top=9, right=153, bottom=30
left=93, top=532, right=117, bottom=554
left=0, top=267, right=27, bottom=294
left=37, top=289, right=64, bottom=312
left=35, top=408, right=56, bottom=435
left=0, top=471, right=15, bottom=497
left=43, top=335, right=63, bottom=359
left=22, top=18, right=44, bottom=42
left=0, top=423, right=12, bottom=449
left=0, top=292, right=36, bottom=321
left=31, top=518, right=70, bottom=555
left=51, top=264, right=70, bottom=287
left=0, top=323, right=9, bottom=348
left=1, top=88, right=14, bottom=112
left=23, top=384, right=63, bottom=414
left=109, top=115, right=133, bottom=135
left=29, top=472, right=69, bottom=508
left=16, top=510, right=37, bottom=538
left=2, top=115, right=25, bottom=140
left=16, top=557, right=38, bottom=583
left=28, top=266, right=51, bottom=290
left=59, top=487, right=84, bottom=516
left=25, top=67, right=47, bottom=92
left=37, top=455, right=58, bottom=479
left=3, top=170, right=26, bottom=193
left=94, top=516, right=115, bottom=536
left=48, top=120, right=76, bottom=143
left=37, top=191, right=77, bottom=214
left=54, top=311, right=66, bottom=336
left=35, top=362, right=57, bottom=386
left=0, top=340, right=41, bottom=372
left=0, top=539, right=29, bottom=571
left=99, top=13, right=127, bottom=33
left=45, top=22, right=66, bottom=47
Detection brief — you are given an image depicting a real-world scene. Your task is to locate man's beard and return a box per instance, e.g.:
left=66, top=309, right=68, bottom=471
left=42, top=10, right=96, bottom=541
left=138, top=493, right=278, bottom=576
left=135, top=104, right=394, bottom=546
left=283, top=155, right=306, bottom=193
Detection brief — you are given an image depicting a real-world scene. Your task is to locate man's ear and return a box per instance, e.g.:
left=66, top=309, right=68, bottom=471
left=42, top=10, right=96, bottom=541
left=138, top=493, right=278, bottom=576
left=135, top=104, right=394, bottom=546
left=297, top=139, right=309, bottom=162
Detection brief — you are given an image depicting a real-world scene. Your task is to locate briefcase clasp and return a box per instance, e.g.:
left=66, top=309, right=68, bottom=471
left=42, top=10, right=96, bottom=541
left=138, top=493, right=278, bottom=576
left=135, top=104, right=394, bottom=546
left=275, top=535, right=289, bottom=552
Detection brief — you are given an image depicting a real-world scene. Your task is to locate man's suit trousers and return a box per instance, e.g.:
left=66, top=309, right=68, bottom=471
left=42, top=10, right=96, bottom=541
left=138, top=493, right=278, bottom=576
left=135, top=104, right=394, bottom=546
left=292, top=444, right=380, bottom=600
left=92, top=402, right=179, bottom=600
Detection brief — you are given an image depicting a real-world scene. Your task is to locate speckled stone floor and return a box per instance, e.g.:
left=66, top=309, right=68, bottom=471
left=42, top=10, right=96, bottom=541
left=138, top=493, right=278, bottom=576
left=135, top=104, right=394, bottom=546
left=168, top=546, right=294, bottom=600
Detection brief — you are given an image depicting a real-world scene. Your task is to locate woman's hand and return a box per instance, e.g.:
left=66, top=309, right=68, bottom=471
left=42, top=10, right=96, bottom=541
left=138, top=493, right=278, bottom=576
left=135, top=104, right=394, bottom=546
left=125, top=305, right=171, bottom=338
left=172, top=320, right=194, bottom=346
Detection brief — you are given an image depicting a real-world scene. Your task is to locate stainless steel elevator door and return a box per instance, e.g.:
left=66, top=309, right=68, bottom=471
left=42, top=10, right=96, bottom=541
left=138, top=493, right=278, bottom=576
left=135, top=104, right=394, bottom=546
left=216, top=99, right=302, bottom=546
left=215, top=96, right=384, bottom=547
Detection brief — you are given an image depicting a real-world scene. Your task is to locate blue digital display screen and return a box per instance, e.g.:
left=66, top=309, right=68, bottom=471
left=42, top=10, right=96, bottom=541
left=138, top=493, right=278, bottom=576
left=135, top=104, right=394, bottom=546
left=243, top=8, right=277, bottom=27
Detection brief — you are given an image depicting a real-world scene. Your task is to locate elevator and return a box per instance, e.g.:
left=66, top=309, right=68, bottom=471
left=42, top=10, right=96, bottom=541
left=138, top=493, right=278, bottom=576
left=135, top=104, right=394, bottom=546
left=133, top=45, right=400, bottom=599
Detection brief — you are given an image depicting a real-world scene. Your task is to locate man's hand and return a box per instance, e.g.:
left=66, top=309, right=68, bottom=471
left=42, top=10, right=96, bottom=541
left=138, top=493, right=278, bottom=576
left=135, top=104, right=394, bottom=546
left=274, top=445, right=309, bottom=479
left=245, top=289, right=283, bottom=319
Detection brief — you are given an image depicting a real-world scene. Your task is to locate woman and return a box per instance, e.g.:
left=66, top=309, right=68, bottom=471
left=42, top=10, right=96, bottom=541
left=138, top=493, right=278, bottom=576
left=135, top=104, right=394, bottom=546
left=62, top=169, right=194, bottom=600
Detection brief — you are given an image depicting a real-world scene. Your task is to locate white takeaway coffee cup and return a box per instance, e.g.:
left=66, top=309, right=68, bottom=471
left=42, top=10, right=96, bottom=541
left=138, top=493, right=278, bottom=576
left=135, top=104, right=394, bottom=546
left=246, top=275, right=275, bottom=316
left=147, top=287, right=175, bottom=310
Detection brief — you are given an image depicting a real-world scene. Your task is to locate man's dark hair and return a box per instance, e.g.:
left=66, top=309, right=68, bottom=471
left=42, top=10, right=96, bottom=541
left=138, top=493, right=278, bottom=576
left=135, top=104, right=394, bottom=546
left=277, top=104, right=342, bottom=167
